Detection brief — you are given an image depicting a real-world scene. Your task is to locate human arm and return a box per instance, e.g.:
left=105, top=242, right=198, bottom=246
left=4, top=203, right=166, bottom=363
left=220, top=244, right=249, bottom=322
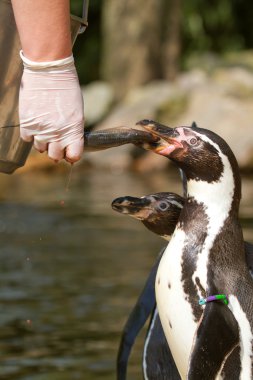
left=11, top=0, right=84, bottom=163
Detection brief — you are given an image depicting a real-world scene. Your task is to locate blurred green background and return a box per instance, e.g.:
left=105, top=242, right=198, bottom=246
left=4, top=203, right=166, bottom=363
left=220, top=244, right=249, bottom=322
left=71, top=0, right=253, bottom=86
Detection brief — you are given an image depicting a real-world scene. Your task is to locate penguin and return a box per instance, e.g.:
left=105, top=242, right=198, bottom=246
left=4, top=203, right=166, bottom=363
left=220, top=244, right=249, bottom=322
left=112, top=193, right=184, bottom=380
left=112, top=191, right=253, bottom=380
left=131, top=119, right=253, bottom=379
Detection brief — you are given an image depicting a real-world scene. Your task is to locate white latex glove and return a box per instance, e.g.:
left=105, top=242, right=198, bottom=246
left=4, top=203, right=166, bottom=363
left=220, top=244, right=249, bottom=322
left=19, top=52, right=84, bottom=163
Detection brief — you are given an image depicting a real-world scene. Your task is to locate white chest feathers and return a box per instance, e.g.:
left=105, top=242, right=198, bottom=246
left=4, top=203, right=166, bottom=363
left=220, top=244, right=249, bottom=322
left=155, top=227, right=197, bottom=379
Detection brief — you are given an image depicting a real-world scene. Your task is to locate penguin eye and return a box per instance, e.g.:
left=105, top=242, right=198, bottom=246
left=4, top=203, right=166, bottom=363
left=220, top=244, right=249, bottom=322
left=189, top=137, right=199, bottom=146
left=189, top=138, right=197, bottom=145
left=158, top=201, right=170, bottom=211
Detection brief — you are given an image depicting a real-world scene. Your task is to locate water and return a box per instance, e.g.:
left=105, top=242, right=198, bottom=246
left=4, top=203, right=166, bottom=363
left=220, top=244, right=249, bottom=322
left=0, top=167, right=252, bottom=379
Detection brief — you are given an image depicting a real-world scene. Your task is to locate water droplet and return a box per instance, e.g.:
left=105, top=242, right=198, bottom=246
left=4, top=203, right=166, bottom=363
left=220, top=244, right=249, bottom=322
left=65, top=164, right=74, bottom=192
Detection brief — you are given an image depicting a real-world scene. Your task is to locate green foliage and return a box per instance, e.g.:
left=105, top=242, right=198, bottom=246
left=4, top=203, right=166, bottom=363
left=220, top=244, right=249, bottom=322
left=182, top=0, right=243, bottom=54
left=70, top=0, right=253, bottom=84
left=71, top=0, right=103, bottom=84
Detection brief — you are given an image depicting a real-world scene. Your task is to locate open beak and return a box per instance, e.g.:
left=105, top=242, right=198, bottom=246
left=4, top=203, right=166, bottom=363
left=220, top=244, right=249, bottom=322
left=135, top=119, right=183, bottom=156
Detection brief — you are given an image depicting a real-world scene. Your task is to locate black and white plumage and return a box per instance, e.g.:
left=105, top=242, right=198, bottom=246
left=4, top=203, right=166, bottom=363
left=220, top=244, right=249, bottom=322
left=112, top=189, right=253, bottom=380
left=133, top=120, right=253, bottom=379
left=112, top=192, right=184, bottom=380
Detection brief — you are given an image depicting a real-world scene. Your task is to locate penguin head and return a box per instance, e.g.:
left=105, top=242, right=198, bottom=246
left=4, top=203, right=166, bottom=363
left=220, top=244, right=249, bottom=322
left=111, top=192, right=184, bottom=240
left=136, top=119, right=240, bottom=186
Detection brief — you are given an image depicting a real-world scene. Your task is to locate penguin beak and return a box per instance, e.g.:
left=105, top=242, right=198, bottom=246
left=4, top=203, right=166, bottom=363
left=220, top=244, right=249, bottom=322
left=136, top=119, right=183, bottom=156
left=111, top=196, right=151, bottom=219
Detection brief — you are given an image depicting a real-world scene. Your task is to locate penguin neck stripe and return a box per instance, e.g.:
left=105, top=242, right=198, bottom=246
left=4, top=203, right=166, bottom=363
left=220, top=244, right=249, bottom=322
left=199, top=294, right=228, bottom=306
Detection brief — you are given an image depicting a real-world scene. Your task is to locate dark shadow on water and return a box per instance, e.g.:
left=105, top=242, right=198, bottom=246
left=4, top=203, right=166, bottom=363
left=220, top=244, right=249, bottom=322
left=0, top=168, right=252, bottom=379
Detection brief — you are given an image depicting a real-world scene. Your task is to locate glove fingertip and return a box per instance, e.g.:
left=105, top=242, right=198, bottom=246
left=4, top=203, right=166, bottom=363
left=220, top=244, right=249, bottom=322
left=65, top=140, right=84, bottom=163
left=20, top=129, right=34, bottom=143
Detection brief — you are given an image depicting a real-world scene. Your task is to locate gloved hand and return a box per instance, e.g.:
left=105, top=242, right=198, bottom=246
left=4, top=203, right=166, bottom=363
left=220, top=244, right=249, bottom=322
left=19, top=51, right=84, bottom=163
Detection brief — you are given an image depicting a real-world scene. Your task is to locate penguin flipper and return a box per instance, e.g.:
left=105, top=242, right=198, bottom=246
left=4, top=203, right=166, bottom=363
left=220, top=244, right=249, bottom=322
left=220, top=344, right=241, bottom=380
left=187, top=302, right=239, bottom=380
left=144, top=309, right=181, bottom=380
left=116, top=248, right=165, bottom=380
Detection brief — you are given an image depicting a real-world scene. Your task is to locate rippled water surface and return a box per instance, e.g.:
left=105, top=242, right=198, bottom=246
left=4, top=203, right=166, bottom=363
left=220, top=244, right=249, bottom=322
left=0, top=167, right=252, bottom=379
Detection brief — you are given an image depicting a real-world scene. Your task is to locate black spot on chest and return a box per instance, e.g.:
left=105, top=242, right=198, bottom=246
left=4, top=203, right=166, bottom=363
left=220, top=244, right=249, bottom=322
left=180, top=199, right=209, bottom=321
